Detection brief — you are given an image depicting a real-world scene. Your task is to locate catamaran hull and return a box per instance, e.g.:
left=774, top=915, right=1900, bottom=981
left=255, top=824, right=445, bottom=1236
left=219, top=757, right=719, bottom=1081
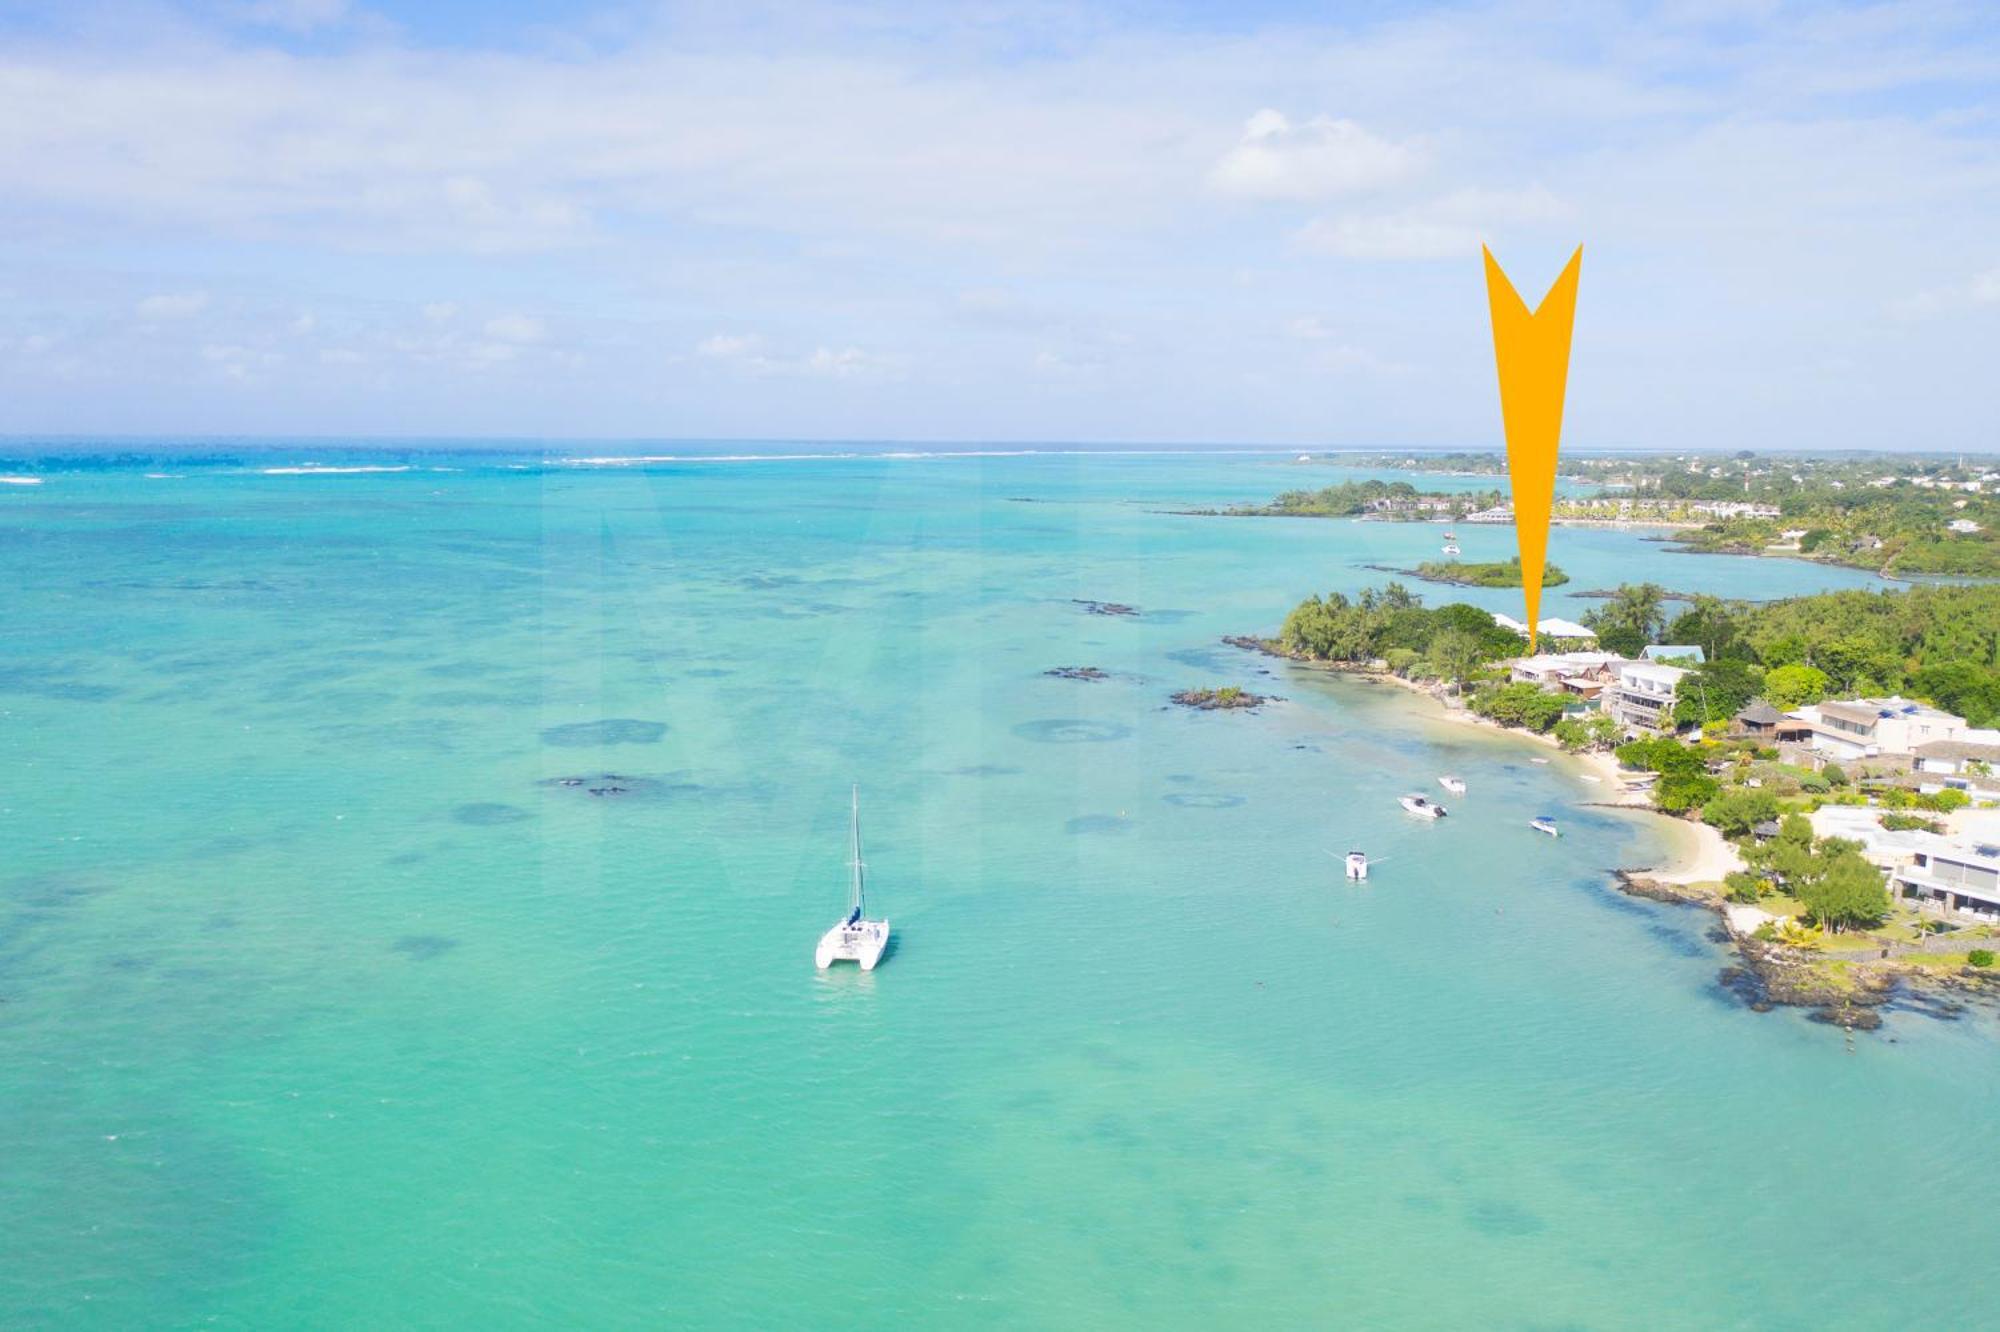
left=815, top=922, right=890, bottom=970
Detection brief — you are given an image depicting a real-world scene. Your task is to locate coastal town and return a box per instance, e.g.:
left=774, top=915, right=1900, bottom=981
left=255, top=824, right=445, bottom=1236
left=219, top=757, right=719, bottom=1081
left=1250, top=578, right=2000, bottom=1028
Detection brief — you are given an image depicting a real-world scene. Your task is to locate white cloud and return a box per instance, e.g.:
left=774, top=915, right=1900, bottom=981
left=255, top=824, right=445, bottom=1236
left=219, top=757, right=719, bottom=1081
left=696, top=333, right=762, bottom=359
left=136, top=291, right=210, bottom=319
left=1286, top=316, right=1333, bottom=340
left=1893, top=265, right=2000, bottom=318
left=1297, top=186, right=1570, bottom=260
left=421, top=302, right=459, bottom=324
left=803, top=346, right=874, bottom=378
left=483, top=313, right=546, bottom=344
left=231, top=0, right=353, bottom=33
left=1208, top=110, right=1418, bottom=201
left=694, top=332, right=890, bottom=379
left=199, top=342, right=280, bottom=380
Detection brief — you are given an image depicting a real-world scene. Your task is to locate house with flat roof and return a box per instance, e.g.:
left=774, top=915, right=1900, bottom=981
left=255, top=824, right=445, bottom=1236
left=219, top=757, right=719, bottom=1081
left=1893, top=839, right=2000, bottom=920
left=1604, top=661, right=1688, bottom=731
left=1803, top=697, right=1969, bottom=761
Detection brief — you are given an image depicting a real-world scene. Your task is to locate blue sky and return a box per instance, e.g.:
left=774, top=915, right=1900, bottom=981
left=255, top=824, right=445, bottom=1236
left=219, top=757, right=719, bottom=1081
left=1, top=0, right=1996, bottom=447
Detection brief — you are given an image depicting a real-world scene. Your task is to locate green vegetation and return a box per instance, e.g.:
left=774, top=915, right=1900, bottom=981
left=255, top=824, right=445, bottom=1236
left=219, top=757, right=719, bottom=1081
left=1733, top=815, right=1891, bottom=933
left=1969, top=949, right=1995, bottom=968
left=1413, top=556, right=1569, bottom=588
left=1579, top=582, right=2000, bottom=724
left=1468, top=682, right=1567, bottom=732
left=1218, top=478, right=1501, bottom=520
left=1276, top=584, right=1525, bottom=686
left=1701, top=787, right=1779, bottom=838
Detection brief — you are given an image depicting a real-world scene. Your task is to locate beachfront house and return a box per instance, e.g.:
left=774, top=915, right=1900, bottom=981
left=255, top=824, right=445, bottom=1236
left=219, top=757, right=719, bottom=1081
left=1796, top=697, right=1970, bottom=762
left=1510, top=651, right=1628, bottom=702
left=1604, top=660, right=1689, bottom=732
left=1913, top=740, right=2000, bottom=799
left=1893, top=840, right=2000, bottom=920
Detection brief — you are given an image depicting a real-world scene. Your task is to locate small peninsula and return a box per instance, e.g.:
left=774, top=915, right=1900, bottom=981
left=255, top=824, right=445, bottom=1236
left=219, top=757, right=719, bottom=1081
left=1411, top=556, right=1568, bottom=588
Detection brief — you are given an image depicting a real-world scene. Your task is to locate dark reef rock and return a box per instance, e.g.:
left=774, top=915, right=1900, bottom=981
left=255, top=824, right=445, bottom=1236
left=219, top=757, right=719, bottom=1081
left=1163, top=792, right=1246, bottom=809
left=1011, top=718, right=1133, bottom=744
left=453, top=802, right=531, bottom=826
left=1065, top=814, right=1132, bottom=835
left=392, top=934, right=458, bottom=961
left=1072, top=599, right=1139, bottom=617
left=536, top=773, right=702, bottom=801
left=1045, top=666, right=1109, bottom=681
left=539, top=718, right=668, bottom=747
left=1170, top=687, right=1269, bottom=711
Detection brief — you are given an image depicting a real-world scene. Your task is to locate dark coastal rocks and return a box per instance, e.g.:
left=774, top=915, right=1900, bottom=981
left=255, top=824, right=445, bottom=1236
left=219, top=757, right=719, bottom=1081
left=1072, top=599, right=1138, bottom=617
left=1045, top=666, right=1108, bottom=681
left=1725, top=935, right=1893, bottom=1029
left=1012, top=719, right=1133, bottom=743
left=1170, top=687, right=1270, bottom=711
left=1612, top=870, right=1716, bottom=909
left=453, top=802, right=531, bottom=826
left=539, top=718, right=667, bottom=747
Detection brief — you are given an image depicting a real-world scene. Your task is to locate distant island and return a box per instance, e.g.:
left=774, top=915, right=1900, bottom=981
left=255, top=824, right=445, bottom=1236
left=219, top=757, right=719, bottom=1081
left=1180, top=478, right=1503, bottom=521
left=1411, top=556, right=1567, bottom=588
left=1273, top=450, right=2000, bottom=579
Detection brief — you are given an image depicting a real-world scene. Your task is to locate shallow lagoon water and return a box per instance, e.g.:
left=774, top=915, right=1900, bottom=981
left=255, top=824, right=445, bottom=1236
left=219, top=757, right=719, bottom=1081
left=3, top=449, right=1996, bottom=1327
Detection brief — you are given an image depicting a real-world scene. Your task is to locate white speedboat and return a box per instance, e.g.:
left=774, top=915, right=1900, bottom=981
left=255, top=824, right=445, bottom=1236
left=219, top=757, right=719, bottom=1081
left=1399, top=794, right=1447, bottom=820
left=1345, top=851, right=1369, bottom=881
left=1530, top=816, right=1560, bottom=837
left=1441, top=542, right=1461, bottom=556
left=815, top=787, right=891, bottom=970
left=1438, top=775, right=1467, bottom=796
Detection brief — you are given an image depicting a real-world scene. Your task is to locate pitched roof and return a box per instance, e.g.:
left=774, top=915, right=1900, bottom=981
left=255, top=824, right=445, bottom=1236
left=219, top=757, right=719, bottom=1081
left=1736, top=700, right=1783, bottom=725
left=1915, top=740, right=2000, bottom=762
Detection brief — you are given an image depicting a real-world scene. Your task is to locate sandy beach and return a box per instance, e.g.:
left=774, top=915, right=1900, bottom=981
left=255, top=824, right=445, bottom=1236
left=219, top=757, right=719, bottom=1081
left=1307, top=660, right=1742, bottom=884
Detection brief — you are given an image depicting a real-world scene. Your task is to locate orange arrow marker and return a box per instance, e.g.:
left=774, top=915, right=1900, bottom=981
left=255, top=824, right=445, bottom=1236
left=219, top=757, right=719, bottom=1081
left=1483, top=244, right=1581, bottom=654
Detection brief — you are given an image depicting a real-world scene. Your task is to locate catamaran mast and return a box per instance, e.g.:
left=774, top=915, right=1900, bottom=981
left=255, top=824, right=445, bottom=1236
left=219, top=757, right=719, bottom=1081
left=849, top=784, right=866, bottom=915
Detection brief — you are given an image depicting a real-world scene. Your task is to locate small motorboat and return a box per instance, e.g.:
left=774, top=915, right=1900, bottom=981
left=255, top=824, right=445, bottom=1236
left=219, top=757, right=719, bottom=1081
left=1529, top=757, right=1550, bottom=765
left=1438, top=775, right=1467, bottom=796
left=1530, top=816, right=1560, bottom=837
left=1399, top=794, right=1447, bottom=820
left=1442, top=530, right=1457, bottom=540
left=1344, top=851, right=1369, bottom=881
left=1441, top=542, right=1462, bottom=556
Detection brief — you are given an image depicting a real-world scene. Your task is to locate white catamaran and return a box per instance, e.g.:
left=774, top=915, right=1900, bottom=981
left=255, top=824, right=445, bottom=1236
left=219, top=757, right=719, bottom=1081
left=815, top=786, right=891, bottom=971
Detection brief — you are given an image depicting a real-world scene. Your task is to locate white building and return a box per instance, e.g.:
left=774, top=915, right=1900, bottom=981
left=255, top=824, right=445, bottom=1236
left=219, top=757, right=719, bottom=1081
left=1797, top=698, right=1970, bottom=761
left=1605, top=661, right=1689, bottom=731
left=1893, top=840, right=2000, bottom=920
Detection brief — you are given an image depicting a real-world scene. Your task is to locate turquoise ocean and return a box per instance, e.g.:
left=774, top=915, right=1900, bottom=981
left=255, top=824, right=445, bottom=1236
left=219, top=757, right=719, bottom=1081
left=4, top=445, right=1998, bottom=1328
